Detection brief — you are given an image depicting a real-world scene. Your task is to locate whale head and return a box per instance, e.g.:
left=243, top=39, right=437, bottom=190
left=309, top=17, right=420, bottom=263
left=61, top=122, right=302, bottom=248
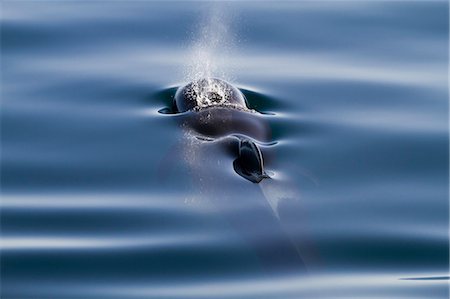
left=174, top=78, right=248, bottom=112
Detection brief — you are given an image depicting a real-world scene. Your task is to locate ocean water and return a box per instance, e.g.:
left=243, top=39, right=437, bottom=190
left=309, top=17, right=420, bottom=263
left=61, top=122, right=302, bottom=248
left=1, top=1, right=449, bottom=298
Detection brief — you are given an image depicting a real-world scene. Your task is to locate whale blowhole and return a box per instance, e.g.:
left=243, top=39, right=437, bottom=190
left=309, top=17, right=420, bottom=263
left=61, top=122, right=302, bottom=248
left=174, top=78, right=249, bottom=113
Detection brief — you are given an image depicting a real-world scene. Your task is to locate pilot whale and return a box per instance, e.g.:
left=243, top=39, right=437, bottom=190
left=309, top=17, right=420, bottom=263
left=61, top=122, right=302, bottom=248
left=157, top=78, right=311, bottom=274
left=173, top=78, right=270, bottom=183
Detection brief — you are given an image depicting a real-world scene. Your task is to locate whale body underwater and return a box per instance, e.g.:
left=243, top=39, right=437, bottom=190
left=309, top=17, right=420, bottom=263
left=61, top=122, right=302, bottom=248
left=158, top=78, right=309, bottom=273
left=173, top=78, right=271, bottom=183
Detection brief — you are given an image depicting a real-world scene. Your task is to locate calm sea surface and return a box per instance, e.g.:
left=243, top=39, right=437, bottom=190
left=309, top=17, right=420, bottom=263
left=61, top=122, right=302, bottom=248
left=1, top=1, right=449, bottom=298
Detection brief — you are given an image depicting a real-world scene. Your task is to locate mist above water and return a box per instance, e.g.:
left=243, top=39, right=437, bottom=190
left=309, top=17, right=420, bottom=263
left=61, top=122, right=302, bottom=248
left=184, top=4, right=236, bottom=83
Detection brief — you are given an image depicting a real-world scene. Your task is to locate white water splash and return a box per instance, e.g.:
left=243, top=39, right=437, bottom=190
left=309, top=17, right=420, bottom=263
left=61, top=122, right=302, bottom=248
left=183, top=4, right=236, bottom=86
left=185, top=78, right=233, bottom=108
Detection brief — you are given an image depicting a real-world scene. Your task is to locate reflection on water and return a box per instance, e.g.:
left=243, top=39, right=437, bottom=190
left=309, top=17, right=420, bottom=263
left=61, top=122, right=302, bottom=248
left=1, top=1, right=449, bottom=298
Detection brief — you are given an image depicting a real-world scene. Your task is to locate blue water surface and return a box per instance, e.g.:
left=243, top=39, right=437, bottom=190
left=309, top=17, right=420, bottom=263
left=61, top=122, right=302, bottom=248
left=1, top=1, right=449, bottom=298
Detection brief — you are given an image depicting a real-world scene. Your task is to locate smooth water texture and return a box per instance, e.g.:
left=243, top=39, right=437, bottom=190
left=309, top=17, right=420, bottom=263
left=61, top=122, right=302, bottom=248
left=1, top=1, right=449, bottom=298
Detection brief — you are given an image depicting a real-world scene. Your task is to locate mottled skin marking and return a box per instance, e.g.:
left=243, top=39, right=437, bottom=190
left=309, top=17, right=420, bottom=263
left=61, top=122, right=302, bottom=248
left=175, top=78, right=248, bottom=112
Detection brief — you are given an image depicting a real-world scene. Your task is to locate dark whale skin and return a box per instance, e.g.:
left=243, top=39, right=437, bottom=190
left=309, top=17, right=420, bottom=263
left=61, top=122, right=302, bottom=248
left=181, top=108, right=271, bottom=142
left=174, top=78, right=247, bottom=112
left=174, top=78, right=271, bottom=183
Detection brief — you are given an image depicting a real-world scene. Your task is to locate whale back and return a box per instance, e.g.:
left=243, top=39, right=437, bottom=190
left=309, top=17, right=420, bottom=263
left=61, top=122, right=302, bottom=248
left=182, top=108, right=271, bottom=142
